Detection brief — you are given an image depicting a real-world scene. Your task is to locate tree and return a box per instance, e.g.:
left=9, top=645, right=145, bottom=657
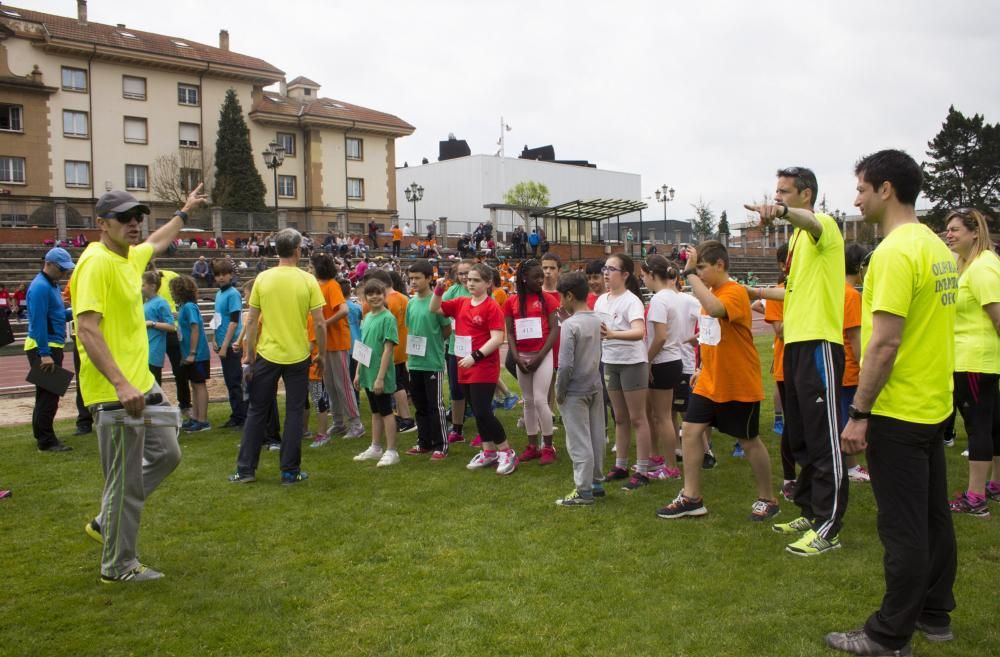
left=213, top=88, right=267, bottom=212
left=718, top=210, right=730, bottom=236
left=151, top=148, right=214, bottom=208
left=922, top=105, right=1000, bottom=230
left=690, top=198, right=716, bottom=242
left=503, top=181, right=550, bottom=229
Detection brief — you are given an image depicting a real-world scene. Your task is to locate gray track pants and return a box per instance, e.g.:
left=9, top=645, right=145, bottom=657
left=95, top=384, right=181, bottom=578
left=560, top=392, right=606, bottom=493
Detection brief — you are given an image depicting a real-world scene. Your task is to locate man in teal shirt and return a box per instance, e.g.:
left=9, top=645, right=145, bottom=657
left=405, top=260, right=452, bottom=458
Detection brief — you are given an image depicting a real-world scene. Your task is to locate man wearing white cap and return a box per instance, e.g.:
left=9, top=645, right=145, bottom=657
left=25, top=247, right=75, bottom=452
left=75, top=184, right=207, bottom=583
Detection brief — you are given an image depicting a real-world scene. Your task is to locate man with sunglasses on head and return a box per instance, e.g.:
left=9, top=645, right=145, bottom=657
left=25, top=247, right=76, bottom=452
left=74, top=184, right=207, bottom=583
left=745, top=166, right=848, bottom=556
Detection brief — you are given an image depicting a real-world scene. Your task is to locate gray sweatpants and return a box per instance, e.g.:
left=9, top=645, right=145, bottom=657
left=95, top=384, right=181, bottom=578
left=322, top=350, right=361, bottom=429
left=560, top=392, right=606, bottom=493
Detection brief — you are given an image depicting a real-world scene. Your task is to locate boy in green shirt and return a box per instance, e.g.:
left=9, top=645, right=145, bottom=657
left=405, top=260, right=452, bottom=459
left=353, top=279, right=400, bottom=467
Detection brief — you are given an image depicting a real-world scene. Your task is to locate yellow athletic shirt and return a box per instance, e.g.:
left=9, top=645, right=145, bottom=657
left=861, top=223, right=956, bottom=424
left=783, top=213, right=845, bottom=345
left=71, top=242, right=155, bottom=406
left=954, top=250, right=1000, bottom=374
left=249, top=266, right=324, bottom=364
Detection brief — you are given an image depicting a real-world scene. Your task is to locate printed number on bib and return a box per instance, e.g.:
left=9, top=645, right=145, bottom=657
left=406, top=334, right=427, bottom=357
left=698, top=316, right=721, bottom=346
left=352, top=341, right=373, bottom=367
left=454, top=335, right=473, bottom=358
left=514, top=317, right=543, bottom=341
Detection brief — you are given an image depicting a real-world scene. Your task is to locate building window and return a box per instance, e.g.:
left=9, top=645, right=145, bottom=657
left=63, top=110, right=89, bottom=138
left=125, top=164, right=148, bottom=190
left=178, top=84, right=199, bottom=106
left=0, top=156, right=26, bottom=184
left=179, top=122, right=200, bottom=148
left=124, top=117, right=147, bottom=144
left=303, top=88, right=311, bottom=96
left=278, top=175, right=297, bottom=198
left=179, top=168, right=201, bottom=193
left=0, top=104, right=22, bottom=132
left=122, top=76, right=146, bottom=100
left=347, top=177, right=364, bottom=200
left=276, top=132, right=295, bottom=156
left=65, top=160, right=90, bottom=188
left=346, top=137, right=363, bottom=160
left=61, top=67, right=87, bottom=92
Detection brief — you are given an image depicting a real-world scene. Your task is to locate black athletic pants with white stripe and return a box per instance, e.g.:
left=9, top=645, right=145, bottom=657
left=410, top=369, right=448, bottom=453
left=783, top=340, right=848, bottom=539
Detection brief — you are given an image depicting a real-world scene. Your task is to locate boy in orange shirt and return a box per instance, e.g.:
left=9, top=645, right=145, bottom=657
left=657, top=241, right=778, bottom=521
left=391, top=224, right=403, bottom=258
left=841, top=243, right=869, bottom=483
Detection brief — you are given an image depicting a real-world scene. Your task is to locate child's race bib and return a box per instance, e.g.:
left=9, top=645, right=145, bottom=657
left=454, top=335, right=473, bottom=358
left=352, top=341, right=373, bottom=367
left=698, top=316, right=721, bottom=346
left=406, top=335, right=427, bottom=357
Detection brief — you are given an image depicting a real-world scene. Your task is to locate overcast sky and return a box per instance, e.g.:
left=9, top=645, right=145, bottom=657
left=23, top=0, right=1000, bottom=223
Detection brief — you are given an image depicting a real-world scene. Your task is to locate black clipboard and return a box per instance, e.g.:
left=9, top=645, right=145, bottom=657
left=26, top=365, right=75, bottom=396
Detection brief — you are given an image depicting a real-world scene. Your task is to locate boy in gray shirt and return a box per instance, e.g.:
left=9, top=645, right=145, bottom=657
left=554, top=272, right=606, bottom=506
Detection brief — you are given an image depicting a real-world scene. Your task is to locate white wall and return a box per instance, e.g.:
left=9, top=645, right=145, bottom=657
left=395, top=154, right=642, bottom=234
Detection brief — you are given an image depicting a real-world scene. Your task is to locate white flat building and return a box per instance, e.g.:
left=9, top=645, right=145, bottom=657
left=394, top=154, right=642, bottom=236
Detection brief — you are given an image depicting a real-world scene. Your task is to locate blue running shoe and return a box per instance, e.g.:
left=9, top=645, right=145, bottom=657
left=772, top=417, right=784, bottom=435
left=503, top=394, right=520, bottom=411
left=732, top=442, right=745, bottom=458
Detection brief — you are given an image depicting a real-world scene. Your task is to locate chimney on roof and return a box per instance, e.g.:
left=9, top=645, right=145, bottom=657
left=219, top=29, right=230, bottom=51
left=117, top=23, right=125, bottom=29
left=77, top=0, right=88, bottom=25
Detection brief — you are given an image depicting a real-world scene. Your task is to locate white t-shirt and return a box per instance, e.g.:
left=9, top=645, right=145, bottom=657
left=594, top=290, right=647, bottom=364
left=678, top=292, right=701, bottom=374
left=645, top=289, right=685, bottom=365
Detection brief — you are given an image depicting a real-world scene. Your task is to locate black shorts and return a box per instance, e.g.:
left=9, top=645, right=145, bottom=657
left=394, top=362, right=410, bottom=393
left=685, top=393, right=760, bottom=440
left=366, top=389, right=394, bottom=417
left=184, top=360, right=211, bottom=384
left=650, top=360, right=684, bottom=390
left=673, top=373, right=691, bottom=412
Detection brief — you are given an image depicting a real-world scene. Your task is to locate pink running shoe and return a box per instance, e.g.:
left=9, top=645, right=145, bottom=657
left=430, top=450, right=448, bottom=461
left=471, top=435, right=482, bottom=448
left=539, top=445, right=557, bottom=465
left=447, top=431, right=465, bottom=444
left=519, top=444, right=542, bottom=462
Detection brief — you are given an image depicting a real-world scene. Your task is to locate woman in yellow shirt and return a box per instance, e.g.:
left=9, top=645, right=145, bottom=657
left=945, top=208, right=1000, bottom=516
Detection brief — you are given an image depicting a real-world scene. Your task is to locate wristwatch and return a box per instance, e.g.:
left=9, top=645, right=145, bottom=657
left=847, top=405, right=871, bottom=421
left=775, top=201, right=789, bottom=218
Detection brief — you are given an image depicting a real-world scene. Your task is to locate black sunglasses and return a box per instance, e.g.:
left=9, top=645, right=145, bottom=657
left=106, top=209, right=145, bottom=223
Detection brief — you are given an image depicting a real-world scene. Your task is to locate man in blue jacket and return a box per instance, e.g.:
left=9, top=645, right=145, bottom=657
left=25, top=247, right=75, bottom=452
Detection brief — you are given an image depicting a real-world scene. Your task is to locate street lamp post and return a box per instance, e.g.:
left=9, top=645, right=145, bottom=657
left=655, top=184, right=675, bottom=250
left=404, top=182, right=424, bottom=233
left=833, top=209, right=846, bottom=236
left=261, top=140, right=286, bottom=224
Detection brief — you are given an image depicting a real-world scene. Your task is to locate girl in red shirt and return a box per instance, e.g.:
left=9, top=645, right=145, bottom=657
left=431, top=263, right=518, bottom=475
left=504, top=259, right=559, bottom=465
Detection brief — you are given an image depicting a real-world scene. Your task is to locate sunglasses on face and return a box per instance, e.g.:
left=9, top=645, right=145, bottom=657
left=107, top=210, right=145, bottom=224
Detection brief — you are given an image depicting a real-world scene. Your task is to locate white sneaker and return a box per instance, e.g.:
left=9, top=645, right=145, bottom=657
left=467, top=450, right=499, bottom=470
left=848, top=465, right=871, bottom=483
left=376, top=450, right=400, bottom=467
left=353, top=445, right=384, bottom=461
left=496, top=449, right=519, bottom=476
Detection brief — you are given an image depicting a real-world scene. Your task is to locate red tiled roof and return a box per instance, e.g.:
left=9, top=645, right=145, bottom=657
left=2, top=5, right=283, bottom=78
left=287, top=76, right=320, bottom=87
left=253, top=93, right=414, bottom=134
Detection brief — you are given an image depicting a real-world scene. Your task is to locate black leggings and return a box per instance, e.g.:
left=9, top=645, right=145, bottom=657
left=464, top=382, right=506, bottom=446
left=777, top=382, right=797, bottom=481
left=954, top=372, right=1000, bottom=462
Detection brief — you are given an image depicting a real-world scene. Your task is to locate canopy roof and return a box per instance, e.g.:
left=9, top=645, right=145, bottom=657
left=530, top=198, right=647, bottom=221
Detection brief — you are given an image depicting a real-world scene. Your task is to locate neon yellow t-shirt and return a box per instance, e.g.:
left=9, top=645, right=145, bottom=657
left=249, top=266, right=324, bottom=364
left=954, top=250, right=1000, bottom=374
left=71, top=242, right=155, bottom=406
left=861, top=223, right=956, bottom=424
left=783, top=213, right=845, bottom=345
left=157, top=269, right=179, bottom=314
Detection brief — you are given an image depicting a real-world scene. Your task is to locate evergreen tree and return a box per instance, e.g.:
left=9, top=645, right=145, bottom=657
left=718, top=210, right=730, bottom=236
left=922, top=105, right=1000, bottom=229
left=213, top=88, right=267, bottom=212
left=690, top=198, right=716, bottom=242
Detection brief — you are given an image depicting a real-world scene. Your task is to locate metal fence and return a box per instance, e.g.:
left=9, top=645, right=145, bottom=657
left=0, top=199, right=98, bottom=228
left=219, top=210, right=276, bottom=232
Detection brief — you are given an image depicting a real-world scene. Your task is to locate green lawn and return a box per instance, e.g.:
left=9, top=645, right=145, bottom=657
left=0, top=336, right=995, bottom=657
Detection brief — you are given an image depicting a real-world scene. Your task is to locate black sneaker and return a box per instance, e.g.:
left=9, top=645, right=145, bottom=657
left=228, top=472, right=256, bottom=484
left=38, top=441, right=73, bottom=453
left=701, top=451, right=717, bottom=470
left=397, top=418, right=417, bottom=433
left=222, top=419, right=244, bottom=429
left=825, top=630, right=912, bottom=656
left=622, top=473, right=650, bottom=492
left=73, top=426, right=92, bottom=436
left=914, top=621, right=953, bottom=642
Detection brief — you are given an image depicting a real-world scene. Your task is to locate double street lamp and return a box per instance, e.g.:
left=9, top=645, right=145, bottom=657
left=404, top=182, right=424, bottom=232
left=262, top=140, right=286, bottom=215
left=655, top=184, right=675, bottom=247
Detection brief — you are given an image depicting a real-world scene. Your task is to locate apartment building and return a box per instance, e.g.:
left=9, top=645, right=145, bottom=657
left=0, top=2, right=413, bottom=235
